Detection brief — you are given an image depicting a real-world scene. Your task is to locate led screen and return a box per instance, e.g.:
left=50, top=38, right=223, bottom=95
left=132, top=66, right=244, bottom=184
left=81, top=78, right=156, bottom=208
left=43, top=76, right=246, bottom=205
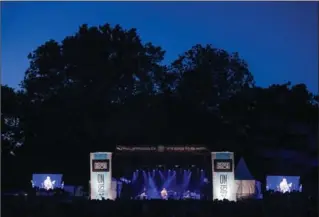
left=32, top=174, right=63, bottom=190
left=266, top=176, right=301, bottom=193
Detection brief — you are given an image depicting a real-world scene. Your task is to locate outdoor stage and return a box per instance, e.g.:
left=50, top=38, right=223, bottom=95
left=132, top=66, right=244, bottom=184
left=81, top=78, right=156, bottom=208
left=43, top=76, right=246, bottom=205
left=112, top=145, right=212, bottom=200
left=89, top=146, right=265, bottom=201
left=26, top=148, right=305, bottom=201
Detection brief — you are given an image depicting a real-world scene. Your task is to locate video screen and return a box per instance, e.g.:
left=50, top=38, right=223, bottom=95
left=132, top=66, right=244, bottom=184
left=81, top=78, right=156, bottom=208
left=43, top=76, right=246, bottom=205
left=32, top=174, right=63, bottom=190
left=266, top=176, right=301, bottom=193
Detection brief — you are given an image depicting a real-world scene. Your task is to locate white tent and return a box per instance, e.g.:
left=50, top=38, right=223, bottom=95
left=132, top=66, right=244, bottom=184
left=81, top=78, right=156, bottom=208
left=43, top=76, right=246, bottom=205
left=235, top=157, right=262, bottom=199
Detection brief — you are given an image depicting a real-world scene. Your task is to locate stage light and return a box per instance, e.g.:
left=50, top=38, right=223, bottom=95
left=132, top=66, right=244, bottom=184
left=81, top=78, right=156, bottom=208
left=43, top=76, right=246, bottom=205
left=175, top=165, right=179, bottom=168
left=201, top=169, right=203, bottom=171
left=191, top=165, right=196, bottom=168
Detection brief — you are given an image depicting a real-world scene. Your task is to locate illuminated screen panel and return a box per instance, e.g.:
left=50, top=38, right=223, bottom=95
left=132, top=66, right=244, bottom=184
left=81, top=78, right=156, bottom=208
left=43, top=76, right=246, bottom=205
left=214, top=159, right=233, bottom=172
left=92, top=159, right=110, bottom=172
left=266, top=176, right=301, bottom=193
left=32, top=174, right=63, bottom=190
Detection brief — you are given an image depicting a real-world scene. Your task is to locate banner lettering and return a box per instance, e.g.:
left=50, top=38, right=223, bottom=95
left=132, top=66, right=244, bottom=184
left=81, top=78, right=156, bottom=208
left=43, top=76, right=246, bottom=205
left=212, top=152, right=236, bottom=201
left=116, top=145, right=208, bottom=153
left=90, top=152, right=113, bottom=200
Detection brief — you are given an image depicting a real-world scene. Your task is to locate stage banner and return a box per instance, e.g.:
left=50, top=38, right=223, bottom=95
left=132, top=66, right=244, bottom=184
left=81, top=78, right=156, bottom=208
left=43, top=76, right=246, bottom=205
left=211, top=152, right=236, bottom=201
left=116, top=145, right=208, bottom=153
left=90, top=152, right=113, bottom=200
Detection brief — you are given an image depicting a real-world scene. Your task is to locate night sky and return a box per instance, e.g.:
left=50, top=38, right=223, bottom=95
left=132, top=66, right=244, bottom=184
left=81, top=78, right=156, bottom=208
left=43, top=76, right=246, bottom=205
left=2, top=2, right=318, bottom=93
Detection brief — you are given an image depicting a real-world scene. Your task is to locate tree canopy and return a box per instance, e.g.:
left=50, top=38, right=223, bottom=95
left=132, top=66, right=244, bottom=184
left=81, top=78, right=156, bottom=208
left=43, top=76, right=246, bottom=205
left=2, top=23, right=317, bottom=187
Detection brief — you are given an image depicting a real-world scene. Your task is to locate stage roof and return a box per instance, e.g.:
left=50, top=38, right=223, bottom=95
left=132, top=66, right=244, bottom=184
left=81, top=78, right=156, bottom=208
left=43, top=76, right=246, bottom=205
left=112, top=145, right=212, bottom=176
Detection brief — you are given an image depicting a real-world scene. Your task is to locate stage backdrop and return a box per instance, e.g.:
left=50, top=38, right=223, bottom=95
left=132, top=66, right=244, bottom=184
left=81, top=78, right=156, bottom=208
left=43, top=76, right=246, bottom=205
left=211, top=152, right=236, bottom=201
left=90, top=152, right=113, bottom=200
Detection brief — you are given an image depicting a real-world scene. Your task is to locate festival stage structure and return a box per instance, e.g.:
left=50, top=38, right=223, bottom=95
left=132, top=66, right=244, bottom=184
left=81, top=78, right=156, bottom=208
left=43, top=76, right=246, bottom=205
left=90, top=152, right=113, bottom=200
left=211, top=152, right=236, bottom=201
left=112, top=145, right=213, bottom=200
left=89, top=146, right=263, bottom=201
left=26, top=147, right=303, bottom=200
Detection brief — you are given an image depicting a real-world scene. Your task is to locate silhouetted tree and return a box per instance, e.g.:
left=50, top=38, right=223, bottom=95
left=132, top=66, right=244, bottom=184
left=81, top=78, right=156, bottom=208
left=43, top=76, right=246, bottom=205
left=167, top=44, right=255, bottom=147
left=172, top=44, right=254, bottom=108
left=1, top=85, right=24, bottom=156
left=2, top=23, right=317, bottom=187
left=18, top=24, right=168, bottom=182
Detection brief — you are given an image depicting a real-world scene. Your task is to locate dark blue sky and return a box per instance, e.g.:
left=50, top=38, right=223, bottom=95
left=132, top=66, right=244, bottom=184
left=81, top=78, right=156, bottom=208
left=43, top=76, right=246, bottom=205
left=2, top=2, right=318, bottom=93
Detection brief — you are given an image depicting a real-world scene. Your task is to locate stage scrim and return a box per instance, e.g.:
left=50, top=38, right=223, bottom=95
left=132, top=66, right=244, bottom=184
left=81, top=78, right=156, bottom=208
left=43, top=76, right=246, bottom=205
left=211, top=152, right=236, bottom=201
left=90, top=152, right=113, bottom=200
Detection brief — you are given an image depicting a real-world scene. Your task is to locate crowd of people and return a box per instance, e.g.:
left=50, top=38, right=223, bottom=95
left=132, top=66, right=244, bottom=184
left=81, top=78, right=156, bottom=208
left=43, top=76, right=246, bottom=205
left=2, top=192, right=317, bottom=217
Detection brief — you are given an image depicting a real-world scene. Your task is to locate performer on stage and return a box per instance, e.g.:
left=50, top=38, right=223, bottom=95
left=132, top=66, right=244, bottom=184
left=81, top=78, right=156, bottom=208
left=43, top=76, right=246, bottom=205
left=184, top=190, right=191, bottom=199
left=161, top=188, right=168, bottom=200
left=140, top=192, right=147, bottom=200
left=140, top=188, right=147, bottom=200
left=43, top=176, right=55, bottom=190
left=279, top=178, right=292, bottom=193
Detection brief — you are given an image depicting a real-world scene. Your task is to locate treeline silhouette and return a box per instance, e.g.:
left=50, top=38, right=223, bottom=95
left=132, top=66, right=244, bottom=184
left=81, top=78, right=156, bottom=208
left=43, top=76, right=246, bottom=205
left=2, top=23, right=318, bottom=189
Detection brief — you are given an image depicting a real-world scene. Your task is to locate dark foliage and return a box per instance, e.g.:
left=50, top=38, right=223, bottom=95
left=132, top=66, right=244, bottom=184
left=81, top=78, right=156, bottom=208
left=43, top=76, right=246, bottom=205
left=1, top=23, right=317, bottom=187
